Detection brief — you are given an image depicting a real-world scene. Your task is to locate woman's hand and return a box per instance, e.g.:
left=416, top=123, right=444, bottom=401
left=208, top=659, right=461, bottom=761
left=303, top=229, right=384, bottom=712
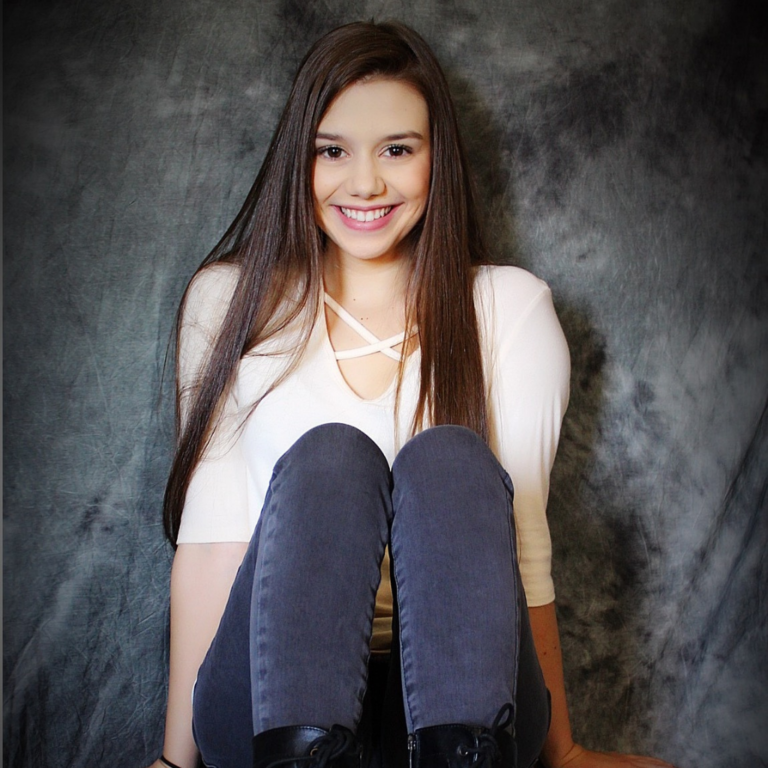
left=550, top=744, right=677, bottom=768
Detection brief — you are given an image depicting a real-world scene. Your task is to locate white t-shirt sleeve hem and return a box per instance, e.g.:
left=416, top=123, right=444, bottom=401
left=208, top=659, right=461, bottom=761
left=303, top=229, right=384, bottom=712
left=480, top=266, right=570, bottom=607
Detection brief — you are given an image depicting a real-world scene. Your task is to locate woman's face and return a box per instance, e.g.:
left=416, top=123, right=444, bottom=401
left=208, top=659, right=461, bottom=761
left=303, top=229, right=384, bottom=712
left=313, top=78, right=431, bottom=267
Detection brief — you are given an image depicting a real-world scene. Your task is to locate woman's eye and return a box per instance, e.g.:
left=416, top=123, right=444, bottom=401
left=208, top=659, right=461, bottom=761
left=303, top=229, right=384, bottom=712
left=317, top=145, right=345, bottom=159
left=384, top=144, right=412, bottom=157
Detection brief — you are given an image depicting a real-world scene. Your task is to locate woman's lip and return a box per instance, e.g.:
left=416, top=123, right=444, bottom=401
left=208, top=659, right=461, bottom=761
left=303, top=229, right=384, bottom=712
left=333, top=204, right=399, bottom=231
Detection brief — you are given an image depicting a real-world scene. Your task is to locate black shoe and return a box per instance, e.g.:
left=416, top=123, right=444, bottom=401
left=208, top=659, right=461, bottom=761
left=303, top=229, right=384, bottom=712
left=408, top=704, right=517, bottom=768
left=252, top=724, right=363, bottom=768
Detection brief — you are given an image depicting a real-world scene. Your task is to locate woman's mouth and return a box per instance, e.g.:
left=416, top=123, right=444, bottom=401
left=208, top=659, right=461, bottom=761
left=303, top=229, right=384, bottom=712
left=339, top=205, right=393, bottom=222
left=334, top=204, right=398, bottom=231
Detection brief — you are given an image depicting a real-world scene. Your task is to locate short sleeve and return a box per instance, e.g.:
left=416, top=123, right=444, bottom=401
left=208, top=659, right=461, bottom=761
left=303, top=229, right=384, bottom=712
left=480, top=267, right=571, bottom=606
left=175, top=264, right=254, bottom=544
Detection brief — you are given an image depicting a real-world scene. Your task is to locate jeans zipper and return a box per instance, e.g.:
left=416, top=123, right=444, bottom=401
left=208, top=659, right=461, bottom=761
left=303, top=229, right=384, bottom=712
left=407, top=733, right=416, bottom=768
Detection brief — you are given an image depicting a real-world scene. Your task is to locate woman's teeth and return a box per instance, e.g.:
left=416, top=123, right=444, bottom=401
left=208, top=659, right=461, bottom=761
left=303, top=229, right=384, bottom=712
left=340, top=206, right=392, bottom=222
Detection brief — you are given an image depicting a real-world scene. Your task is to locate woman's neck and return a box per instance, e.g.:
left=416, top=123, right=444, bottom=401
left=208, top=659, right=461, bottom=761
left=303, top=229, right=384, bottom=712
left=323, top=251, right=408, bottom=319
left=321, top=249, right=414, bottom=401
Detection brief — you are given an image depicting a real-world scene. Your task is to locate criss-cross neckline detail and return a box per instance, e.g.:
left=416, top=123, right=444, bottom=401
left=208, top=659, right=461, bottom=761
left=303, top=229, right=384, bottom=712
left=324, top=293, right=417, bottom=362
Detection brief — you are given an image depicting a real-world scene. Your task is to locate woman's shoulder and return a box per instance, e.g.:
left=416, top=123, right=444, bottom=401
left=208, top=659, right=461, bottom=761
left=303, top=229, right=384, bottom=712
left=475, top=264, right=570, bottom=389
left=474, top=264, right=552, bottom=322
left=475, top=263, right=549, bottom=295
left=183, top=262, right=241, bottom=326
left=187, top=262, right=241, bottom=302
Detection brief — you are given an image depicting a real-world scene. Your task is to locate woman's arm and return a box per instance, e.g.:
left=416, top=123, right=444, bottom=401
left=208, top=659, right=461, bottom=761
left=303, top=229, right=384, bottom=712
left=156, top=542, right=248, bottom=768
left=528, top=602, right=574, bottom=766
left=529, top=603, right=676, bottom=768
left=148, top=265, right=248, bottom=766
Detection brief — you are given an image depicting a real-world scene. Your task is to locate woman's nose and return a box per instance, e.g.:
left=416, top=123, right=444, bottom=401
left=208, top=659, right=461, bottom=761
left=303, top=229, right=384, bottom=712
left=345, top=157, right=385, bottom=198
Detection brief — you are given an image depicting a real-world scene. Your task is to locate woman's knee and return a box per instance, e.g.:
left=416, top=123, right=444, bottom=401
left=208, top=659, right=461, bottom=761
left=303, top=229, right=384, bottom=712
left=265, top=423, right=393, bottom=531
left=390, top=425, right=514, bottom=544
left=274, top=423, right=390, bottom=487
left=392, top=425, right=503, bottom=489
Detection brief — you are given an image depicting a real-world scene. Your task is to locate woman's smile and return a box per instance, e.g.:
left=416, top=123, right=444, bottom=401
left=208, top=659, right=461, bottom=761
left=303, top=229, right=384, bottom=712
left=313, top=78, right=431, bottom=265
left=335, top=204, right=397, bottom=228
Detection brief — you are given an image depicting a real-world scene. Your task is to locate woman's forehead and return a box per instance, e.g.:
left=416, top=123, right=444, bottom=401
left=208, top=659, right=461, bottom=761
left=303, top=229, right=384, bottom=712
left=317, top=79, right=429, bottom=135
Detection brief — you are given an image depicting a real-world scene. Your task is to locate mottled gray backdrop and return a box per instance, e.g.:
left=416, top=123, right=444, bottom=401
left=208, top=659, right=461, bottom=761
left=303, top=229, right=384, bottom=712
left=4, top=0, right=767, bottom=766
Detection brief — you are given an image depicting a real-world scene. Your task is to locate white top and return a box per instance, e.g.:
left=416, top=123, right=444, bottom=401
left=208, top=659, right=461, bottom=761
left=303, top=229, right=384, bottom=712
left=176, top=263, right=570, bottom=610
left=323, top=292, right=417, bottom=361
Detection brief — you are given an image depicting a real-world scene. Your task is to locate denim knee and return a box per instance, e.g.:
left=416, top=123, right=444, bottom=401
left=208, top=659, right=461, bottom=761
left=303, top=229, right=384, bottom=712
left=394, top=423, right=493, bottom=463
left=272, top=422, right=391, bottom=491
left=392, top=425, right=511, bottom=504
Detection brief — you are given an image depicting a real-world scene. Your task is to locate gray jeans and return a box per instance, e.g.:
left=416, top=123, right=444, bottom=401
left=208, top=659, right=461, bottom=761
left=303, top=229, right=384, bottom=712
left=192, top=424, right=550, bottom=767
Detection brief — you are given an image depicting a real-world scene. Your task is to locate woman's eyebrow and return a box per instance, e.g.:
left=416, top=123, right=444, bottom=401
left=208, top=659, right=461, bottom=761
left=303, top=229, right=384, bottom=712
left=314, top=131, right=425, bottom=141
left=384, top=131, right=425, bottom=141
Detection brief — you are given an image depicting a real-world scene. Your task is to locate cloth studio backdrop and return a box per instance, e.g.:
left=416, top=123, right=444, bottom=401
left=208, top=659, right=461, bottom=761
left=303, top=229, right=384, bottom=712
left=4, top=1, right=767, bottom=766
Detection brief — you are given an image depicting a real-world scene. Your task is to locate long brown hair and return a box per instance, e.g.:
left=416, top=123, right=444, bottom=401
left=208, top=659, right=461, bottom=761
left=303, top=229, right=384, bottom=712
left=164, top=20, right=490, bottom=544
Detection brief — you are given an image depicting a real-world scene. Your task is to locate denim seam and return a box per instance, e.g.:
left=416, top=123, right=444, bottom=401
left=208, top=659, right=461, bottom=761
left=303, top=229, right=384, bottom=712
left=501, top=471, right=521, bottom=719
left=391, top=531, right=416, bottom=734
left=252, top=484, right=278, bottom=733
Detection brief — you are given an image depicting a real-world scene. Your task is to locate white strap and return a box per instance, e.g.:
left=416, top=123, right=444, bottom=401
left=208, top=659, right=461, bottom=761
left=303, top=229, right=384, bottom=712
left=333, top=334, right=410, bottom=360
left=324, top=293, right=416, bottom=362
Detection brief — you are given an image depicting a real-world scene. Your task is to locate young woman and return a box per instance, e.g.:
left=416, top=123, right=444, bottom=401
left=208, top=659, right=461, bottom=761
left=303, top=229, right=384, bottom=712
left=149, top=21, right=675, bottom=768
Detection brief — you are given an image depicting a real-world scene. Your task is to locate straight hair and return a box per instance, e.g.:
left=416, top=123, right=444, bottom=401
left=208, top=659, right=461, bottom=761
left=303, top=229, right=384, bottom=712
left=164, top=20, right=490, bottom=543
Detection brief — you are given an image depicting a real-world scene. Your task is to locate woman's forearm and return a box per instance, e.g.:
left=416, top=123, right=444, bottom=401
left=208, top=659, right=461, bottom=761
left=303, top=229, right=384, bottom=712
left=528, top=601, right=577, bottom=768
left=162, top=542, right=248, bottom=768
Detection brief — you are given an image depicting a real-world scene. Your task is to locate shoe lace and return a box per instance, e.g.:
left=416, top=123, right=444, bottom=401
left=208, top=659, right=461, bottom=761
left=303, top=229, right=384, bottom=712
left=266, top=725, right=357, bottom=768
left=456, top=703, right=513, bottom=767
left=306, top=725, right=357, bottom=768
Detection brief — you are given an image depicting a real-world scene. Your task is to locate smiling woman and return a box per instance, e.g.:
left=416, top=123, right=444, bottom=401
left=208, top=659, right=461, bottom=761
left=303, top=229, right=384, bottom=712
left=313, top=79, right=431, bottom=266
left=150, top=19, right=675, bottom=768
